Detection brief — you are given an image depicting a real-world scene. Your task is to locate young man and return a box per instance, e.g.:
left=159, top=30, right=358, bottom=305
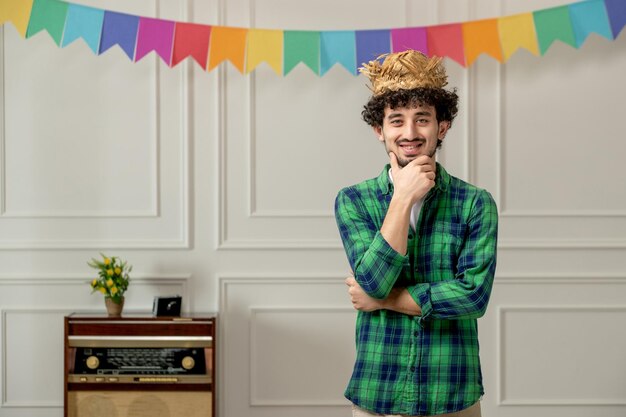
left=335, top=50, right=498, bottom=417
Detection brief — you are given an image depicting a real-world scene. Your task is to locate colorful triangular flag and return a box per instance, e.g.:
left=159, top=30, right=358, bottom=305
left=284, top=31, right=320, bottom=75
left=26, top=0, right=69, bottom=46
left=62, top=3, right=104, bottom=54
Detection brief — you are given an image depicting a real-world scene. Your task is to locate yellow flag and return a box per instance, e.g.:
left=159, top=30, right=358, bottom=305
left=208, top=26, right=248, bottom=73
left=462, top=19, right=503, bottom=66
left=246, top=29, right=283, bottom=75
left=498, top=13, right=539, bottom=61
left=0, top=0, right=34, bottom=37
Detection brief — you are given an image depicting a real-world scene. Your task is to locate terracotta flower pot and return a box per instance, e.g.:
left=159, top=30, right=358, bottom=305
left=105, top=297, right=125, bottom=317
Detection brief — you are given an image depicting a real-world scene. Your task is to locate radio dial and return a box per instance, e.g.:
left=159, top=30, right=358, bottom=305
left=181, top=356, right=195, bottom=370
left=86, top=356, right=100, bottom=370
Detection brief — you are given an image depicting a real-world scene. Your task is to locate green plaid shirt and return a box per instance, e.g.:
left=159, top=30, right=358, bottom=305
left=335, top=163, right=498, bottom=416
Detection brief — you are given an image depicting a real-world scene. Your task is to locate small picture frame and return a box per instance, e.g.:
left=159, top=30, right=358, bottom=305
left=152, top=295, right=182, bottom=317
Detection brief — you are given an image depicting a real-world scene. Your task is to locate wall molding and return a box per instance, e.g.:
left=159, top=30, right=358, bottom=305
left=496, top=56, right=626, bottom=219
left=497, top=238, right=626, bottom=249
left=249, top=306, right=354, bottom=406
left=0, top=1, right=190, bottom=250
left=1, top=307, right=95, bottom=408
left=496, top=305, right=626, bottom=406
left=494, top=272, right=626, bottom=285
left=219, top=274, right=350, bottom=415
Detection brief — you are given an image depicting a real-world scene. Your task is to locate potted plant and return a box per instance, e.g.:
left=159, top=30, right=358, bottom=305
left=88, top=254, right=132, bottom=316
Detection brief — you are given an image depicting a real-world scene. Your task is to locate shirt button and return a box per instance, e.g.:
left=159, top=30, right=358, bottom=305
left=408, top=232, right=414, bottom=239
left=410, top=366, right=416, bottom=372
left=414, top=331, right=419, bottom=337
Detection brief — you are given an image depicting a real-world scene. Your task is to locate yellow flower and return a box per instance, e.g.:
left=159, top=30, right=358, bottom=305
left=111, top=287, right=118, bottom=295
left=99, top=287, right=107, bottom=294
left=91, top=279, right=98, bottom=287
left=106, top=279, right=114, bottom=287
left=106, top=269, right=113, bottom=276
left=104, top=258, right=111, bottom=266
left=114, top=267, right=122, bottom=275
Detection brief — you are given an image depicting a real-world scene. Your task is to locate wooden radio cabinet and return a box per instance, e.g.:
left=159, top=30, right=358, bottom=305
left=64, top=313, right=216, bottom=417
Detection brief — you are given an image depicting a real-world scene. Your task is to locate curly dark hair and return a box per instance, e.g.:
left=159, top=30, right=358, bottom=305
left=362, top=87, right=459, bottom=128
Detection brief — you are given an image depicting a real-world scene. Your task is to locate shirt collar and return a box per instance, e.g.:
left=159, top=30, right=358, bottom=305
left=378, top=162, right=450, bottom=196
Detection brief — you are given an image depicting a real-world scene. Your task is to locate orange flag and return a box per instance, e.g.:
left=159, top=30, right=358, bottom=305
left=246, top=29, right=283, bottom=74
left=208, top=26, right=247, bottom=73
left=498, top=13, right=539, bottom=60
left=462, top=18, right=503, bottom=66
left=0, top=0, right=34, bottom=37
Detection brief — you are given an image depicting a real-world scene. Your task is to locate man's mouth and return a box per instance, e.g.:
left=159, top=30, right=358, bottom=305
left=398, top=140, right=424, bottom=155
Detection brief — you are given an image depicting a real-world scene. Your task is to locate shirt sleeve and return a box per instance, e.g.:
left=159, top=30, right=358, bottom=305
left=407, top=189, right=498, bottom=325
left=335, top=188, right=408, bottom=299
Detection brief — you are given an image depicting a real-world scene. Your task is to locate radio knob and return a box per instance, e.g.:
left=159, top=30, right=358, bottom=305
left=86, top=356, right=100, bottom=370
left=181, top=356, right=195, bottom=370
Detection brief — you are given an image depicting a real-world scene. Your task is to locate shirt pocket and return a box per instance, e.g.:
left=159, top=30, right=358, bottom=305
left=427, top=222, right=465, bottom=279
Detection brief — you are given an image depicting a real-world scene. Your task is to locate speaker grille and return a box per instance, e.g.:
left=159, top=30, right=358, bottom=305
left=68, top=391, right=212, bottom=417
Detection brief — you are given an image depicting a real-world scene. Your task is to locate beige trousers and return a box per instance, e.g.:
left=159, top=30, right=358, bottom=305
left=352, top=401, right=481, bottom=417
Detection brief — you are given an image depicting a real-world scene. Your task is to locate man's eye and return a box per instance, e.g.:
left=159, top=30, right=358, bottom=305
left=390, top=120, right=402, bottom=125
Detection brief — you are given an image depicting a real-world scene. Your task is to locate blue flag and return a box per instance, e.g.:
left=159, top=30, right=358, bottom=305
left=356, top=29, right=391, bottom=68
left=99, top=11, right=140, bottom=60
left=320, top=31, right=356, bottom=75
left=62, top=4, right=105, bottom=53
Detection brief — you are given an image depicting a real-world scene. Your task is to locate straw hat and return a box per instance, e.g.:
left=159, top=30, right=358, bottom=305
left=359, top=50, right=448, bottom=96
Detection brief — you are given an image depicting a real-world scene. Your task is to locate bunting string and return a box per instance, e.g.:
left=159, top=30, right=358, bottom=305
left=1, top=0, right=625, bottom=75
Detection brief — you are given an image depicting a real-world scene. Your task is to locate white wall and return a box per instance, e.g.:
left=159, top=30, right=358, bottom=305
left=1, top=0, right=626, bottom=416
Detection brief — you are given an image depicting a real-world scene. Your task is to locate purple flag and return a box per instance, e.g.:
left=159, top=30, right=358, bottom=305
left=604, top=0, right=626, bottom=38
left=135, top=17, right=176, bottom=65
left=391, top=27, right=428, bottom=55
left=355, top=29, right=391, bottom=67
left=99, top=11, right=139, bottom=60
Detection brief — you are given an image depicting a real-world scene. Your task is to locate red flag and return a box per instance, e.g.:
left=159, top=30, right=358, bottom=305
left=172, top=22, right=212, bottom=68
left=427, top=23, right=465, bottom=67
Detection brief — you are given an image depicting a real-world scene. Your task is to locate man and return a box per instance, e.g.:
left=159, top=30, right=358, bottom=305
left=334, top=50, right=498, bottom=417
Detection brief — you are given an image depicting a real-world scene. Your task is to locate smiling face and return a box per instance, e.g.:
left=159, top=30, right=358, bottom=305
left=374, top=103, right=450, bottom=167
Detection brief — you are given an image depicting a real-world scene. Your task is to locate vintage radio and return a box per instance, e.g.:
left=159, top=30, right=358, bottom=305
left=64, top=314, right=216, bottom=417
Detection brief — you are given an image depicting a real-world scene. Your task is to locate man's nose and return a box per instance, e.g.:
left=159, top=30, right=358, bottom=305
left=404, top=122, right=418, bottom=139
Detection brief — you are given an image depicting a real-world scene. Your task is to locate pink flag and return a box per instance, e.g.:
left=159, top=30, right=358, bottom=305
left=135, top=17, right=175, bottom=65
left=391, top=27, right=428, bottom=55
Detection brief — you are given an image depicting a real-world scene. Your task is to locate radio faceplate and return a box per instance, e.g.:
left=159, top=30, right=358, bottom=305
left=74, top=347, right=208, bottom=376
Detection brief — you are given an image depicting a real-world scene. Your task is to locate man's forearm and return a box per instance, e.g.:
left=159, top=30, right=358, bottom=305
left=382, top=287, right=422, bottom=316
left=380, top=196, right=412, bottom=255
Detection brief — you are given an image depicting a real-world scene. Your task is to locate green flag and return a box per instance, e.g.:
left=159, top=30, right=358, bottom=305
left=534, top=5, right=576, bottom=55
left=26, top=0, right=69, bottom=46
left=284, top=31, right=320, bottom=75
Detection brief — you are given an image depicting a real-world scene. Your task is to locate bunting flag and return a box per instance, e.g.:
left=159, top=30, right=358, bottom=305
left=135, top=17, right=175, bottom=65
left=172, top=22, right=211, bottom=68
left=498, top=13, right=540, bottom=59
left=463, top=19, right=503, bottom=66
left=534, top=6, right=577, bottom=54
left=0, top=0, right=33, bottom=37
left=320, top=31, right=356, bottom=75
left=391, top=27, right=428, bottom=55
left=356, top=29, right=391, bottom=67
left=99, top=12, right=139, bottom=60
left=284, top=31, right=320, bottom=75
left=1, top=0, right=625, bottom=75
left=569, top=0, right=613, bottom=46
left=208, top=26, right=247, bottom=73
left=62, top=4, right=104, bottom=54
left=601, top=0, right=626, bottom=38
left=427, top=24, right=465, bottom=67
left=26, top=0, right=68, bottom=46
left=247, top=29, right=283, bottom=75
